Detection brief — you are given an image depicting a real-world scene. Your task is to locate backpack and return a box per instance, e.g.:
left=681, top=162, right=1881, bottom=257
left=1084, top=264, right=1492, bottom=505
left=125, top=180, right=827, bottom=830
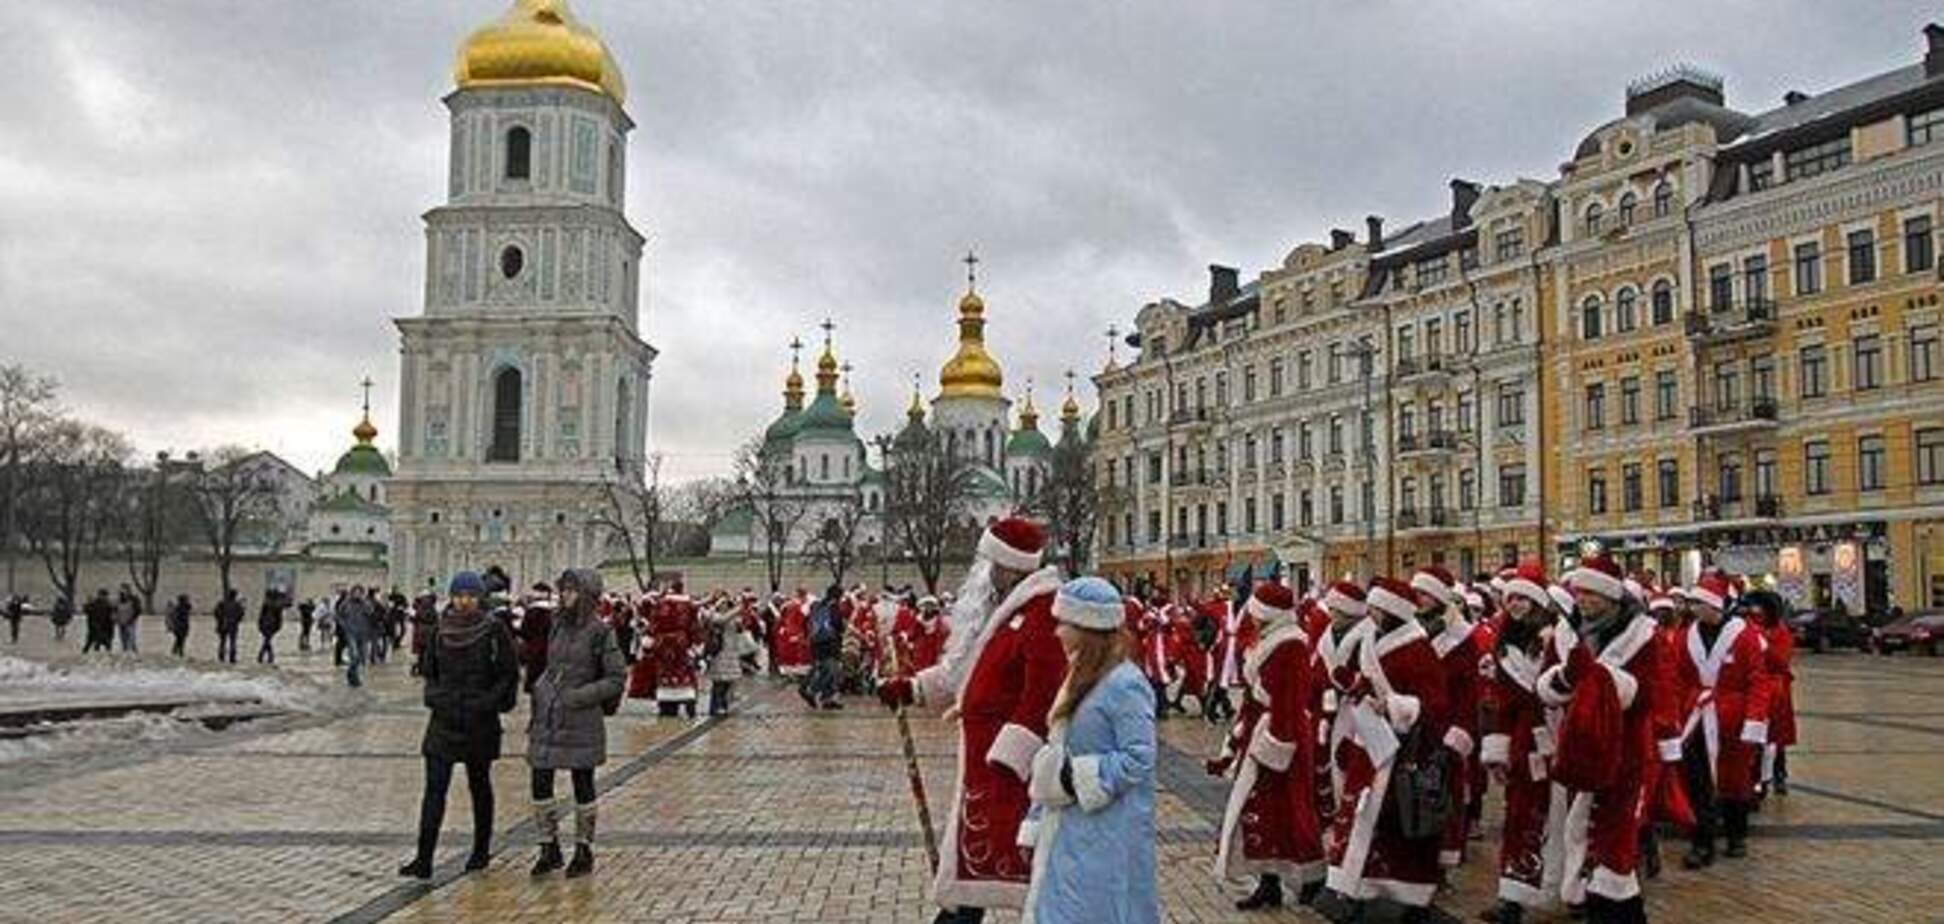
left=810, top=603, right=839, bottom=646
left=1386, top=720, right=1458, bottom=841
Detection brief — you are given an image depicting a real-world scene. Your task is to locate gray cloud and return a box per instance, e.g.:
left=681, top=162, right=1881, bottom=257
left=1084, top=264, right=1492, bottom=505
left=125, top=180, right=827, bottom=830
left=0, top=0, right=1930, bottom=480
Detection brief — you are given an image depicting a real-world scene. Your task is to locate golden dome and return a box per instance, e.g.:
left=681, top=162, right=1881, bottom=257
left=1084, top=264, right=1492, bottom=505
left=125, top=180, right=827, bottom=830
left=907, top=381, right=927, bottom=422
left=938, top=289, right=1004, bottom=400
left=1017, top=391, right=1040, bottom=430
left=1061, top=391, right=1082, bottom=423
left=454, top=0, right=626, bottom=105
left=352, top=415, right=378, bottom=445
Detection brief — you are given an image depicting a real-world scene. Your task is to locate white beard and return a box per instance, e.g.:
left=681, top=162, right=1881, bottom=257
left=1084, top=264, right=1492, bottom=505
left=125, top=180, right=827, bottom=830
left=936, top=559, right=999, bottom=693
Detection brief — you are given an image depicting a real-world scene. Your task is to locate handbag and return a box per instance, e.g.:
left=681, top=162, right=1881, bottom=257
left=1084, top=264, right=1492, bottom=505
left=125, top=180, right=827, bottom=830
left=1386, top=720, right=1456, bottom=841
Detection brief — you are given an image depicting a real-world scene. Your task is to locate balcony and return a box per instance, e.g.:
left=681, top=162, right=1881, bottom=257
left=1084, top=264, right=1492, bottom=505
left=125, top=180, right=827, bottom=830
left=1394, top=353, right=1461, bottom=384
left=1689, top=397, right=1780, bottom=436
left=1398, top=429, right=1462, bottom=457
left=1685, top=299, right=1778, bottom=345
left=1692, top=493, right=1786, bottom=522
left=1396, top=506, right=1457, bottom=531
left=1395, top=508, right=1420, bottom=529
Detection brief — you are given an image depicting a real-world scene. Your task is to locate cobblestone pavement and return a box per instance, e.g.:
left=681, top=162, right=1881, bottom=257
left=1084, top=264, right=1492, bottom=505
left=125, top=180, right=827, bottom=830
left=1, top=615, right=1941, bottom=922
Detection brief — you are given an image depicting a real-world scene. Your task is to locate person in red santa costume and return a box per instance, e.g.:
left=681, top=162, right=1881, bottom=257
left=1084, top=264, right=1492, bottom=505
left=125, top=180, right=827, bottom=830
left=1322, top=576, right=1452, bottom=918
left=1477, top=562, right=1571, bottom=924
left=648, top=584, right=702, bottom=718
left=772, top=590, right=812, bottom=678
left=1171, top=594, right=1213, bottom=716
left=1409, top=566, right=1481, bottom=873
left=1209, top=582, right=1326, bottom=912
left=1738, top=589, right=1795, bottom=799
left=623, top=594, right=657, bottom=701
left=1671, top=572, right=1772, bottom=870
left=876, top=517, right=1067, bottom=924
left=1631, top=588, right=1693, bottom=883
left=1540, top=555, right=1680, bottom=924
left=1206, top=589, right=1256, bottom=725
left=1131, top=595, right=1174, bottom=720
left=890, top=595, right=949, bottom=678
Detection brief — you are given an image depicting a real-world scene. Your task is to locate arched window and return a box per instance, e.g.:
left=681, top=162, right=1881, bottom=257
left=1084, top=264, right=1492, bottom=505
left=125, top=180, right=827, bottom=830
left=613, top=376, right=631, bottom=469
left=1615, top=288, right=1638, bottom=332
left=1651, top=280, right=1675, bottom=324
left=488, top=367, right=522, bottom=462
left=505, top=126, right=531, bottom=180
left=1581, top=296, right=1603, bottom=340
left=1618, top=192, right=1637, bottom=226
left=1653, top=181, right=1673, bottom=218
left=1584, top=203, right=1603, bottom=238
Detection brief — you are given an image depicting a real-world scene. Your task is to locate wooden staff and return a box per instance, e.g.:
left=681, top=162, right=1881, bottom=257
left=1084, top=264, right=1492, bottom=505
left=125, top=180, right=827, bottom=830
left=880, top=620, right=940, bottom=872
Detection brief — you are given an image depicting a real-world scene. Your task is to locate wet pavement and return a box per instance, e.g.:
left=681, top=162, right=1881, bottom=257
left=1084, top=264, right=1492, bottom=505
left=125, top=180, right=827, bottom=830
left=0, top=615, right=1939, bottom=922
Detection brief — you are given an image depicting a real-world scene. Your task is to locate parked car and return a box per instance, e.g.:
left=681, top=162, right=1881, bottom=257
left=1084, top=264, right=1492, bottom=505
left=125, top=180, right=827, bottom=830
left=1874, top=611, right=1944, bottom=656
left=1787, top=608, right=1874, bottom=653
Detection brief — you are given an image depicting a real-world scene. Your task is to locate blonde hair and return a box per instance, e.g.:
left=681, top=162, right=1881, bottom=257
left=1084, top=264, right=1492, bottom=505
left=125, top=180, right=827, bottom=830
left=1049, top=626, right=1133, bottom=723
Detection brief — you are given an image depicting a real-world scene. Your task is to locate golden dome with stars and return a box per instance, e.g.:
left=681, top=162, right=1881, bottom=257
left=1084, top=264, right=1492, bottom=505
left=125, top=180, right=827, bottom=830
left=937, top=254, right=1004, bottom=400
left=454, top=0, right=627, bottom=105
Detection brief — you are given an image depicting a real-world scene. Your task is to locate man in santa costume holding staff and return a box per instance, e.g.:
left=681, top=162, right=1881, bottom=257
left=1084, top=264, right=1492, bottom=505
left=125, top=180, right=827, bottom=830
left=1670, top=572, right=1771, bottom=870
left=877, top=517, right=1067, bottom=924
left=1211, top=582, right=1326, bottom=912
left=1322, top=576, right=1451, bottom=919
left=1539, top=555, right=1679, bottom=924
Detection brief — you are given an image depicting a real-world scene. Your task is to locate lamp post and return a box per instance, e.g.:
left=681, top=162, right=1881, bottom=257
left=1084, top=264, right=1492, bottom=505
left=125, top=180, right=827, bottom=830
left=1351, top=338, right=1378, bottom=581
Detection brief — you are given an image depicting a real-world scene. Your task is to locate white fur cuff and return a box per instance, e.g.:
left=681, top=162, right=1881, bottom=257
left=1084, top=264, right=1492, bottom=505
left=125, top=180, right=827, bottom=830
left=1386, top=693, right=1421, bottom=733
left=1443, top=725, right=1474, bottom=759
left=1658, top=738, right=1683, bottom=762
left=1740, top=721, right=1769, bottom=746
left=1535, top=665, right=1573, bottom=708
left=1480, top=733, right=1510, bottom=765
left=988, top=722, right=1043, bottom=781
left=1248, top=723, right=1297, bottom=773
left=1070, top=754, right=1112, bottom=813
left=1602, top=663, right=1638, bottom=710
left=913, top=665, right=948, bottom=707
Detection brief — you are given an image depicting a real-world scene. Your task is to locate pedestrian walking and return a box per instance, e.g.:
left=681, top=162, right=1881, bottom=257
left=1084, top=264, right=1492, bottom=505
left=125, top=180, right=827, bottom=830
left=705, top=597, right=754, bottom=716
left=82, top=589, right=113, bottom=653
left=3, top=595, right=22, bottom=644
left=800, top=584, right=847, bottom=710
left=298, top=598, right=315, bottom=652
left=214, top=589, right=245, bottom=663
left=50, top=594, right=72, bottom=642
left=257, top=590, right=286, bottom=664
left=338, top=585, right=376, bottom=687
left=526, top=568, right=626, bottom=879
left=1018, top=576, right=1159, bottom=924
left=398, top=571, right=520, bottom=879
left=113, top=586, right=141, bottom=654
left=166, top=594, right=193, bottom=658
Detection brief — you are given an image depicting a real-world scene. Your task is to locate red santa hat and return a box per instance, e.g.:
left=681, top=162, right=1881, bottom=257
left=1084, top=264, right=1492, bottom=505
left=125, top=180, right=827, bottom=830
left=1410, top=566, right=1459, bottom=609
left=1462, top=586, right=1486, bottom=613
left=1622, top=577, right=1647, bottom=605
left=1502, top=560, right=1551, bottom=609
left=1367, top=576, right=1419, bottom=621
left=1566, top=554, right=1627, bottom=601
left=1547, top=584, right=1577, bottom=615
left=1688, top=572, right=1731, bottom=612
left=1246, top=582, right=1296, bottom=624
left=1322, top=580, right=1367, bottom=618
left=1647, top=591, right=1677, bottom=613
left=978, top=516, right=1046, bottom=572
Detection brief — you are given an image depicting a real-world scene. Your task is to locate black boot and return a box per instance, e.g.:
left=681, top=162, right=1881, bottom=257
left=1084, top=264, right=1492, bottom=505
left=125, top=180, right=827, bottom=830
left=530, top=841, right=563, bottom=876
left=564, top=843, right=594, bottom=878
left=1640, top=825, right=1662, bottom=880
left=1297, top=878, right=1324, bottom=906
left=1724, top=802, right=1749, bottom=858
left=1479, top=900, right=1525, bottom=924
left=464, top=850, right=490, bottom=872
left=1236, top=874, right=1283, bottom=910
left=396, top=857, right=432, bottom=879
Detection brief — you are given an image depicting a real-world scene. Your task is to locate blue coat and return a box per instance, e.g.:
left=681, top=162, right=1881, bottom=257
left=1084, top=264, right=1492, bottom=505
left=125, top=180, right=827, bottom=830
left=1023, top=660, right=1159, bottom=924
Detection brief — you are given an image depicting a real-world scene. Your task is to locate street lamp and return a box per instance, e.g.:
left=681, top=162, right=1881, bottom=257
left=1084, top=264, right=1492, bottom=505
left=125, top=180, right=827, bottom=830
left=1350, top=338, right=1378, bottom=581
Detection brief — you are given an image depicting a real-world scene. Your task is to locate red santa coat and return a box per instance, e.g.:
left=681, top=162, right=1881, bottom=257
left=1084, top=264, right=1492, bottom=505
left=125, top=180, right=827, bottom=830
left=1428, top=617, right=1482, bottom=869
left=773, top=598, right=811, bottom=676
left=1324, top=618, right=1450, bottom=908
left=1137, top=605, right=1172, bottom=684
left=912, top=566, right=1068, bottom=911
left=1480, top=626, right=1570, bottom=909
left=625, top=601, right=657, bottom=699
left=1215, top=617, right=1325, bottom=883
left=649, top=595, right=701, bottom=703
left=1211, top=600, right=1259, bottom=690
left=1170, top=605, right=1210, bottom=700
left=1760, top=620, right=1797, bottom=748
left=1541, top=613, right=1678, bottom=905
left=1673, top=617, right=1772, bottom=802
left=1639, top=624, right=1696, bottom=831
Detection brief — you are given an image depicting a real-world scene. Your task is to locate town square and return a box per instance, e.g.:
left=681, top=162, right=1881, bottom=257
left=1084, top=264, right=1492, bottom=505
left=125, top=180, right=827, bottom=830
left=4, top=2, right=1944, bottom=922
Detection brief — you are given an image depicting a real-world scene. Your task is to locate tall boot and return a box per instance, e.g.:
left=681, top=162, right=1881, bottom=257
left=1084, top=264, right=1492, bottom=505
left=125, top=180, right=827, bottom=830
left=1683, top=802, right=1717, bottom=869
left=529, top=798, right=564, bottom=876
left=565, top=802, right=597, bottom=877
left=1723, top=801, right=1749, bottom=858
left=1639, top=823, right=1662, bottom=880
left=1236, top=874, right=1283, bottom=910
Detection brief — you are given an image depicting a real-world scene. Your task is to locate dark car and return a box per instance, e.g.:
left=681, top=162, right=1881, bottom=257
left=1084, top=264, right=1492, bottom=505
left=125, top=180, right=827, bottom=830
left=1874, top=611, right=1944, bottom=656
left=1788, top=608, right=1874, bottom=653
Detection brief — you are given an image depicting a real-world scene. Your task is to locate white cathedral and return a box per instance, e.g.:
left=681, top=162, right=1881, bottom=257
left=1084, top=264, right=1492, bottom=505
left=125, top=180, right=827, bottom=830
left=387, top=0, right=656, bottom=592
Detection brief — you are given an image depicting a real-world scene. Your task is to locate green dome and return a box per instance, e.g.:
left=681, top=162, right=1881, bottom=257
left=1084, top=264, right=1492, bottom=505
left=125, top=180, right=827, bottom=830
left=333, top=444, right=392, bottom=477
left=793, top=391, right=855, bottom=439
left=763, top=409, right=803, bottom=446
left=1006, top=428, right=1052, bottom=457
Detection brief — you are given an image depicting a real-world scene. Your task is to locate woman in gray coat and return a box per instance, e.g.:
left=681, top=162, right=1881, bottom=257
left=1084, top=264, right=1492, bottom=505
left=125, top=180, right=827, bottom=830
left=526, top=568, right=626, bottom=878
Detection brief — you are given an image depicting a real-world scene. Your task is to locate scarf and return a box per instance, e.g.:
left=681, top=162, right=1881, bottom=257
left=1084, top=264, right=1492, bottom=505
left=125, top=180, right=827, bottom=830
left=438, top=606, right=497, bottom=649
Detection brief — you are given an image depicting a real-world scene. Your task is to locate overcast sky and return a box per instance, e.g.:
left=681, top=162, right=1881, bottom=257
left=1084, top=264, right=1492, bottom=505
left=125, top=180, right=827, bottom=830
left=1, top=1, right=1933, bottom=482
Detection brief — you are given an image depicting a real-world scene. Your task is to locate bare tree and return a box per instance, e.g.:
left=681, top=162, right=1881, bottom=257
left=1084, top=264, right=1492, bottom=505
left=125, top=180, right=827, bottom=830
left=1028, top=436, right=1108, bottom=577
left=879, top=428, right=977, bottom=594
left=0, top=364, right=60, bottom=597
left=801, top=486, right=871, bottom=588
left=112, top=452, right=190, bottom=612
left=731, top=437, right=809, bottom=594
left=592, top=452, right=667, bottom=592
left=186, top=446, right=280, bottom=600
left=17, top=420, right=128, bottom=605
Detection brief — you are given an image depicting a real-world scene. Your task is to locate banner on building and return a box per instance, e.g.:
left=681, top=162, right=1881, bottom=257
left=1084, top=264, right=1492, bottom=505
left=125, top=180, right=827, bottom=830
left=1775, top=546, right=1811, bottom=612
left=1830, top=541, right=1865, bottom=616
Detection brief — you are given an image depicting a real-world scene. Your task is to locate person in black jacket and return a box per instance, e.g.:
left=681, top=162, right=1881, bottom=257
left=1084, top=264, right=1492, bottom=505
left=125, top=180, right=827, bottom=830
left=257, top=590, right=286, bottom=664
left=82, top=589, right=113, bottom=653
left=399, top=570, right=520, bottom=879
left=166, top=594, right=192, bottom=657
left=213, top=590, right=245, bottom=664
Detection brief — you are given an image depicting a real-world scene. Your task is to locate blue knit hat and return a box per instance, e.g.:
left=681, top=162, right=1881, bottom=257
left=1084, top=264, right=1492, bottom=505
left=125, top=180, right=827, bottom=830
left=449, top=570, right=486, bottom=597
left=1052, top=576, right=1123, bottom=631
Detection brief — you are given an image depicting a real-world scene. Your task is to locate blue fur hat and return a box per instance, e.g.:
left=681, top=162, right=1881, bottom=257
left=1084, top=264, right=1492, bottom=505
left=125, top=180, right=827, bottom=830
left=1052, top=576, right=1123, bottom=631
left=448, top=571, right=486, bottom=597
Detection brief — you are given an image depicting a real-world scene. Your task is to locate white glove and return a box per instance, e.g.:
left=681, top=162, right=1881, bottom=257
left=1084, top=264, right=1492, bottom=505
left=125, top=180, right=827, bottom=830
left=1027, top=744, right=1072, bottom=807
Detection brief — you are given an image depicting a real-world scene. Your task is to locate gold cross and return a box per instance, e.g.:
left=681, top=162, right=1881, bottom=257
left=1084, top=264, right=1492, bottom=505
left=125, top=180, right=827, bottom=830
left=962, top=249, right=980, bottom=291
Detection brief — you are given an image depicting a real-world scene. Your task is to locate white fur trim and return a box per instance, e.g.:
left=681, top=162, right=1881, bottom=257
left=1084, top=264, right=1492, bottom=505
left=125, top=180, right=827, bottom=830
left=1566, top=565, right=1625, bottom=601
left=1069, top=754, right=1112, bottom=813
left=1246, top=595, right=1292, bottom=624
left=1368, top=584, right=1418, bottom=621
left=1386, top=693, right=1422, bottom=733
left=1323, top=587, right=1366, bottom=618
left=1443, top=725, right=1475, bottom=759
left=1535, top=664, right=1573, bottom=708
left=1602, top=663, right=1639, bottom=710
left=1741, top=720, right=1769, bottom=746
left=1480, top=733, right=1511, bottom=765
left=1588, top=864, right=1641, bottom=901
left=1051, top=594, right=1121, bottom=631
left=987, top=722, right=1043, bottom=781
left=1360, top=877, right=1437, bottom=907
left=1431, top=616, right=1474, bottom=659
left=1499, top=876, right=1549, bottom=908
left=1532, top=725, right=1556, bottom=757
left=1370, top=616, right=1428, bottom=660
left=1688, top=585, right=1726, bottom=612
left=913, top=664, right=950, bottom=707
left=1411, top=572, right=1457, bottom=607
left=1658, top=738, right=1684, bottom=762
left=978, top=529, right=1041, bottom=572
left=1503, top=578, right=1549, bottom=608
left=1247, top=722, right=1297, bottom=773
left=656, top=687, right=698, bottom=703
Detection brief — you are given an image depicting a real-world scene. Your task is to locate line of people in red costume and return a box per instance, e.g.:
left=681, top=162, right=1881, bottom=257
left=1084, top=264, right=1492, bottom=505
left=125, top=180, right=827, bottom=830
left=1117, top=553, right=1795, bottom=924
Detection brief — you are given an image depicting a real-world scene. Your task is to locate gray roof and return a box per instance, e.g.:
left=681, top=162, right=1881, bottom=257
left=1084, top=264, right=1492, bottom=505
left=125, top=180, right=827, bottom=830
left=1732, top=63, right=1932, bottom=147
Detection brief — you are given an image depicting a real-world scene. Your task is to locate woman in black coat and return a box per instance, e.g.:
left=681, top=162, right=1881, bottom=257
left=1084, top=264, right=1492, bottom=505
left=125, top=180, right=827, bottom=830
left=399, top=571, right=521, bottom=879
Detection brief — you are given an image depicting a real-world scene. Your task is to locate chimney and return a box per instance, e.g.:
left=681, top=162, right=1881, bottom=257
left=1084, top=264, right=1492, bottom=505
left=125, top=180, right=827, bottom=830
left=1330, top=228, right=1355, bottom=251
left=1782, top=90, right=1809, bottom=106
left=1450, top=179, right=1482, bottom=229
left=1926, top=23, right=1944, bottom=78
left=1366, top=215, right=1385, bottom=252
left=1208, top=264, right=1239, bottom=306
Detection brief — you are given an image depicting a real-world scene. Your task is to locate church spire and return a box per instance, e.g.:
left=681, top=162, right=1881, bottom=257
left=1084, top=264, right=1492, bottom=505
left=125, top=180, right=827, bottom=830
left=353, top=376, right=378, bottom=445
left=783, top=337, right=805, bottom=412
left=816, top=318, right=840, bottom=394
